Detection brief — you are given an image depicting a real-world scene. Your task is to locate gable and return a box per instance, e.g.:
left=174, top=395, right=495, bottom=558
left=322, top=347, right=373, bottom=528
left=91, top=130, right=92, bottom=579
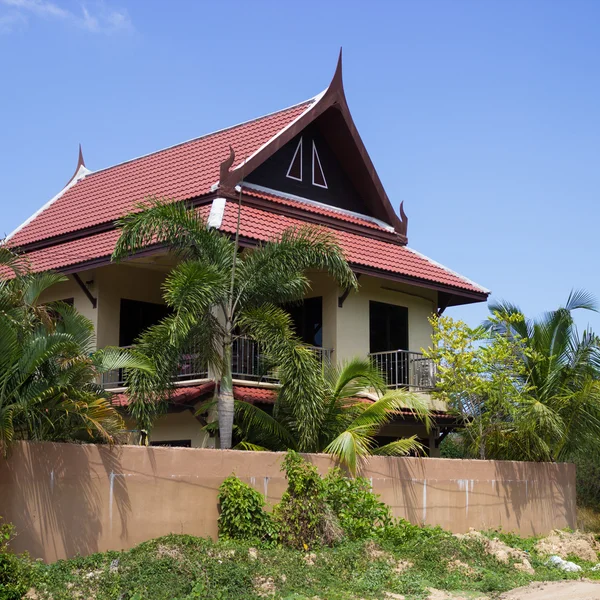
left=245, top=120, right=373, bottom=217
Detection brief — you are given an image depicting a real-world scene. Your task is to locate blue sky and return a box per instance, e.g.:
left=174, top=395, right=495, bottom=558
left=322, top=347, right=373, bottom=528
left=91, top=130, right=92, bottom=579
left=1, top=0, right=599, bottom=333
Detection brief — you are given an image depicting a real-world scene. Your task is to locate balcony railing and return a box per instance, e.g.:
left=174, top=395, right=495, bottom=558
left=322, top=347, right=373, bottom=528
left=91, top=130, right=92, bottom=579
left=369, top=349, right=436, bottom=391
left=101, top=336, right=332, bottom=389
left=232, top=335, right=332, bottom=383
left=101, top=340, right=209, bottom=390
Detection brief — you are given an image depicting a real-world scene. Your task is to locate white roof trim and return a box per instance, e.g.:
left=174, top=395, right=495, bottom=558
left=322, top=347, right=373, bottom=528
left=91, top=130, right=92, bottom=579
left=242, top=182, right=395, bottom=232
left=5, top=164, right=92, bottom=242
left=231, top=88, right=326, bottom=177
left=405, top=246, right=490, bottom=294
left=207, top=197, right=226, bottom=229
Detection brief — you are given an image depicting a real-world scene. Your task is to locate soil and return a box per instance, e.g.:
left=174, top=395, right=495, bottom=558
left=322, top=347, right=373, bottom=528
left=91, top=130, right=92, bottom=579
left=499, top=580, right=600, bottom=599
left=535, top=529, right=600, bottom=562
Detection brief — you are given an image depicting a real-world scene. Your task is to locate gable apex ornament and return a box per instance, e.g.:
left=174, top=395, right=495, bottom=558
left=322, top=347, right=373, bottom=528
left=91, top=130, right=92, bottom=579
left=218, top=146, right=239, bottom=198
left=66, top=143, right=91, bottom=187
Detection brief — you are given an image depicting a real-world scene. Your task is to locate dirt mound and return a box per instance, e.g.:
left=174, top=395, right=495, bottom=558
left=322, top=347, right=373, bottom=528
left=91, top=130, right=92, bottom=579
left=535, top=529, right=600, bottom=562
left=454, top=530, right=534, bottom=573
left=499, top=580, right=600, bottom=599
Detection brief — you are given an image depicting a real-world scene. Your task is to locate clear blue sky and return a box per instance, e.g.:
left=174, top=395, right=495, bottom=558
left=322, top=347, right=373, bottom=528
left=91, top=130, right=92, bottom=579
left=1, top=0, right=599, bottom=333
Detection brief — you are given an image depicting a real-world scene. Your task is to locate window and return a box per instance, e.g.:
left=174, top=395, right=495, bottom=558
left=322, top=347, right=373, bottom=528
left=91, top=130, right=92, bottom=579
left=312, top=141, right=327, bottom=188
left=119, top=299, right=171, bottom=347
left=286, top=137, right=303, bottom=181
left=369, top=301, right=408, bottom=353
left=285, top=296, right=323, bottom=347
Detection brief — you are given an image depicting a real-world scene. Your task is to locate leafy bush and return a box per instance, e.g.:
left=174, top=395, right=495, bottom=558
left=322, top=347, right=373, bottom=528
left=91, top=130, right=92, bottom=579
left=0, top=519, right=31, bottom=600
left=217, top=476, right=277, bottom=543
left=273, top=451, right=342, bottom=549
left=323, top=469, right=391, bottom=540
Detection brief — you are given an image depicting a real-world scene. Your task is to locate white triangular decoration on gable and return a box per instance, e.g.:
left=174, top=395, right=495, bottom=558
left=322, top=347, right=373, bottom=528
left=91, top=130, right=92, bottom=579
left=312, top=141, right=327, bottom=189
left=286, top=137, right=303, bottom=181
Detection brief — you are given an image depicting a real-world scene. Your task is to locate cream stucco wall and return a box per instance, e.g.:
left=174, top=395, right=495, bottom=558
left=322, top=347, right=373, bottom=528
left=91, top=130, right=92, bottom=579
left=95, top=263, right=169, bottom=348
left=37, top=268, right=99, bottom=348
left=39, top=265, right=437, bottom=364
left=334, top=275, right=437, bottom=363
left=149, top=409, right=214, bottom=448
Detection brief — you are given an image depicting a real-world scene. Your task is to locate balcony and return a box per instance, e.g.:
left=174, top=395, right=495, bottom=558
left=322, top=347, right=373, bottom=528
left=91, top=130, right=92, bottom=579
left=101, top=335, right=332, bottom=390
left=101, top=341, right=209, bottom=390
left=369, top=349, right=436, bottom=391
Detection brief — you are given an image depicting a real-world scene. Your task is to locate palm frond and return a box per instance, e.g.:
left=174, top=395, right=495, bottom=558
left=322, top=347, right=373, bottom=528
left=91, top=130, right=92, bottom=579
left=372, top=436, right=424, bottom=457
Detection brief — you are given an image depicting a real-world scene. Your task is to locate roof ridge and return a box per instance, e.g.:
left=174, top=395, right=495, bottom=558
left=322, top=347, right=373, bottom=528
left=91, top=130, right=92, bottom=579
left=87, top=95, right=319, bottom=179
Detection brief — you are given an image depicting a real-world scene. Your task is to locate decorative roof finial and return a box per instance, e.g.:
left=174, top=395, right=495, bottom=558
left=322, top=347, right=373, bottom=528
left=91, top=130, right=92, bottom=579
left=328, top=47, right=343, bottom=92
left=399, top=201, right=408, bottom=237
left=65, top=143, right=90, bottom=186
left=77, top=143, right=85, bottom=169
left=218, top=146, right=238, bottom=197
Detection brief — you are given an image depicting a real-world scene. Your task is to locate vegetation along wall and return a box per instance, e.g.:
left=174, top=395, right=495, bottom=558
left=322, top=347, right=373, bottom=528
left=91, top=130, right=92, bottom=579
left=0, top=441, right=576, bottom=563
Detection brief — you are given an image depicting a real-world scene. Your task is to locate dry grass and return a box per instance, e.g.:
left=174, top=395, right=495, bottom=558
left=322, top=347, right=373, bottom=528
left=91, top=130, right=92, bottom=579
left=577, top=505, right=600, bottom=534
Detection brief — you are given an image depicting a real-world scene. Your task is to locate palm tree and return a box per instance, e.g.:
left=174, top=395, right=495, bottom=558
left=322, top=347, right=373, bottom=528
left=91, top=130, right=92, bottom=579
left=202, top=357, right=431, bottom=475
left=484, top=291, right=600, bottom=461
left=0, top=252, right=152, bottom=453
left=112, top=197, right=356, bottom=449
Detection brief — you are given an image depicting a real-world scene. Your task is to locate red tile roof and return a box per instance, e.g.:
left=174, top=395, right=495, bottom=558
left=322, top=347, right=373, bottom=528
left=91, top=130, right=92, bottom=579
left=111, top=381, right=216, bottom=407
left=8, top=100, right=315, bottom=247
left=242, top=186, right=390, bottom=232
left=233, top=386, right=277, bottom=404
left=218, top=201, right=487, bottom=294
left=3, top=197, right=486, bottom=295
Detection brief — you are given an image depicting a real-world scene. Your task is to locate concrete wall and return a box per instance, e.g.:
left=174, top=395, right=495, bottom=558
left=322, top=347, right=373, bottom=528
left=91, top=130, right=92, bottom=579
left=0, top=442, right=576, bottom=563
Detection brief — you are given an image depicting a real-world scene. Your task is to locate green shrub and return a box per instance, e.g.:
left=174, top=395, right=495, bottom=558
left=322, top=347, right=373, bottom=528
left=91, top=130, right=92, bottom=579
left=273, top=451, right=341, bottom=549
left=0, top=519, right=31, bottom=600
left=323, top=469, right=391, bottom=540
left=217, top=476, right=277, bottom=543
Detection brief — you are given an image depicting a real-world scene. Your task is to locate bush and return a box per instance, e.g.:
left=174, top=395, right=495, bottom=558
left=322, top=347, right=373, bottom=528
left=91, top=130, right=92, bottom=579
left=323, top=469, right=391, bottom=540
left=273, top=451, right=342, bottom=549
left=217, top=476, right=277, bottom=543
left=0, top=519, right=31, bottom=600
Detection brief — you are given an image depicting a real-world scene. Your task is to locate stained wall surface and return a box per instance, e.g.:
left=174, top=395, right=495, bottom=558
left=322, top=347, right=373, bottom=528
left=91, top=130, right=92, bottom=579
left=0, top=442, right=576, bottom=562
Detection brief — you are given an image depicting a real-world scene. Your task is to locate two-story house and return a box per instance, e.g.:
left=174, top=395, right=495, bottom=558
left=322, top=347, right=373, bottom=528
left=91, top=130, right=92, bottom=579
left=5, top=54, right=489, bottom=453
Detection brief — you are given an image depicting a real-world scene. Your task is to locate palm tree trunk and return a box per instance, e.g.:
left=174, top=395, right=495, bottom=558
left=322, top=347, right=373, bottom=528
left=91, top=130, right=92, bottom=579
left=218, top=337, right=235, bottom=449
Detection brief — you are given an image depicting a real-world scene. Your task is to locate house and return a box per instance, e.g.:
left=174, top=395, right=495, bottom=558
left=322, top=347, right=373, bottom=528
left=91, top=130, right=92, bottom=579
left=5, top=53, right=489, bottom=453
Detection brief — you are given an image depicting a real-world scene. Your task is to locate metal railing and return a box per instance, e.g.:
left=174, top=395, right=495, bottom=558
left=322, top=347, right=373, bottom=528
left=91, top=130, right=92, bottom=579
left=232, top=335, right=332, bottom=383
left=101, top=336, right=332, bottom=389
left=101, top=340, right=208, bottom=390
left=369, top=349, right=436, bottom=391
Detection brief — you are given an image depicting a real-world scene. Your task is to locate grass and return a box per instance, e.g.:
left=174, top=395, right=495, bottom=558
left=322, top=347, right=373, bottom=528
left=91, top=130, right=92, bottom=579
left=577, top=505, right=600, bottom=534
left=16, top=528, right=600, bottom=600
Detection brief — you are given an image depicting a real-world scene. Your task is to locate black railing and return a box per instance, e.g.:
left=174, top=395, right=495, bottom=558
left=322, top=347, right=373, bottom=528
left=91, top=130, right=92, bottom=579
left=369, top=349, right=436, bottom=391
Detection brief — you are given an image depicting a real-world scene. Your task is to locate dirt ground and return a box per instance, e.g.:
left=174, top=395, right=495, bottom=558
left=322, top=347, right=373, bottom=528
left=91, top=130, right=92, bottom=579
left=499, top=580, right=600, bottom=600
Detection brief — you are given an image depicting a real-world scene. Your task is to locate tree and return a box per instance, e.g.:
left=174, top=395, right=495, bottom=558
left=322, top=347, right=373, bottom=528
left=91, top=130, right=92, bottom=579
left=112, top=197, right=356, bottom=449
left=0, top=250, right=152, bottom=453
left=487, top=291, right=600, bottom=461
left=425, top=293, right=600, bottom=462
left=203, top=355, right=431, bottom=475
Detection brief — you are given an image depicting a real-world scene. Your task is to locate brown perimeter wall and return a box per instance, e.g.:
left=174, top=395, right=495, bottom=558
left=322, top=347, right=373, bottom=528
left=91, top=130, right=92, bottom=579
left=0, top=441, right=576, bottom=562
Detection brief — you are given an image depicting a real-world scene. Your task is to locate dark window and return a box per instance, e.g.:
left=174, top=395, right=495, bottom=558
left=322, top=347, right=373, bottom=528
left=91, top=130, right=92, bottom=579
left=150, top=440, right=192, bottom=448
left=285, top=296, right=323, bottom=347
left=119, top=299, right=171, bottom=347
left=369, top=301, right=408, bottom=353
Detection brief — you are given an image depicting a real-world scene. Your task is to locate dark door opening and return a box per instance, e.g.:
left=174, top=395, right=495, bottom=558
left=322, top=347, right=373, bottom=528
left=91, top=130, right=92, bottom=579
left=285, top=296, right=323, bottom=347
left=369, top=301, right=408, bottom=353
left=369, top=301, right=409, bottom=387
left=119, top=299, right=171, bottom=347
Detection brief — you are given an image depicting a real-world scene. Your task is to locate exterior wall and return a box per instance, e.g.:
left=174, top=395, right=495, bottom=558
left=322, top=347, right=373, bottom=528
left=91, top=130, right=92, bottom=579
left=335, top=275, right=437, bottom=363
left=95, top=264, right=169, bottom=348
left=0, top=442, right=576, bottom=563
left=38, top=268, right=99, bottom=346
left=147, top=409, right=214, bottom=449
